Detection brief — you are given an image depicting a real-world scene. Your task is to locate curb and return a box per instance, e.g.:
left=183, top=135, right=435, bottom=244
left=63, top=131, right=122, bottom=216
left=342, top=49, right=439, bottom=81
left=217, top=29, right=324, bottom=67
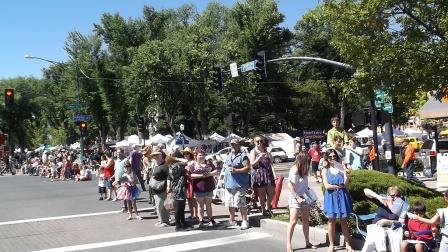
left=256, top=218, right=365, bottom=250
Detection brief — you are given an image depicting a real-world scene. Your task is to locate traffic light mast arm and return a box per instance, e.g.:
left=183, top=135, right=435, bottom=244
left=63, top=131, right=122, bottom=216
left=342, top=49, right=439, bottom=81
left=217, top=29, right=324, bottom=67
left=267, top=56, right=353, bottom=70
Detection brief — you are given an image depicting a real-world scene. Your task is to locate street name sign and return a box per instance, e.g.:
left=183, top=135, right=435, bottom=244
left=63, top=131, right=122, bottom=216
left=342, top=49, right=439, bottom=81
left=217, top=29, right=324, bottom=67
left=230, top=63, right=239, bottom=77
left=241, top=61, right=256, bottom=73
left=74, top=114, right=92, bottom=122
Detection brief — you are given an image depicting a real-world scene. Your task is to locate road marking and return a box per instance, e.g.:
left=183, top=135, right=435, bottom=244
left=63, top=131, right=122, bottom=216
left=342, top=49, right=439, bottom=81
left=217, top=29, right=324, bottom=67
left=0, top=207, right=154, bottom=226
left=31, top=230, right=206, bottom=252
left=132, top=232, right=272, bottom=252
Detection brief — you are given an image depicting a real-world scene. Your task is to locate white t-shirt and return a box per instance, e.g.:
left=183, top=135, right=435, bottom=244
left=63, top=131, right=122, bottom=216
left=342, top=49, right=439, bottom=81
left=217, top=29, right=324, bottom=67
left=288, top=169, right=308, bottom=196
left=98, top=174, right=106, bottom=187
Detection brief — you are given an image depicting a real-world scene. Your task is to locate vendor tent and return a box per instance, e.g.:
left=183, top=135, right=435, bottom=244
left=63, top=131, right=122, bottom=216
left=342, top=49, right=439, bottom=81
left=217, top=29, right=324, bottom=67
left=149, top=133, right=169, bottom=145
left=222, top=133, right=244, bottom=143
left=355, top=127, right=373, bottom=138
left=209, top=132, right=225, bottom=142
left=419, top=95, right=448, bottom=119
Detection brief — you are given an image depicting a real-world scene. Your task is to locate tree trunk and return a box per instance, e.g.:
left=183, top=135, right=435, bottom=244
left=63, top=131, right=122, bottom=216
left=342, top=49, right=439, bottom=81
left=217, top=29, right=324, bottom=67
left=199, top=107, right=208, bottom=139
left=99, top=124, right=107, bottom=151
left=165, top=110, right=176, bottom=137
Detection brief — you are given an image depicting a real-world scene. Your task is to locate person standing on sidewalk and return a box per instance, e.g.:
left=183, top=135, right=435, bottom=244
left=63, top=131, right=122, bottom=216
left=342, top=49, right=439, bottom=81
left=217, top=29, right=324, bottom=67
left=250, top=135, right=276, bottom=217
left=401, top=139, right=415, bottom=179
left=322, top=149, right=353, bottom=252
left=224, top=139, right=251, bottom=230
left=287, top=151, right=317, bottom=252
left=308, top=142, right=321, bottom=183
left=130, top=144, right=146, bottom=191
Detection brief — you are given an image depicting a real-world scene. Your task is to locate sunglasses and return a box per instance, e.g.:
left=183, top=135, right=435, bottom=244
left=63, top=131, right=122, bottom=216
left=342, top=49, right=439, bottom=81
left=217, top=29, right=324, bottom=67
left=389, top=194, right=396, bottom=198
left=329, top=155, right=337, bottom=158
left=255, top=140, right=263, bottom=143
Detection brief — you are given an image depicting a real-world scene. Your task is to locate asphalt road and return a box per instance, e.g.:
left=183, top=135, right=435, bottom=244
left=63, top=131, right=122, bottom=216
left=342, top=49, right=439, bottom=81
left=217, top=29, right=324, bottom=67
left=0, top=174, right=330, bottom=252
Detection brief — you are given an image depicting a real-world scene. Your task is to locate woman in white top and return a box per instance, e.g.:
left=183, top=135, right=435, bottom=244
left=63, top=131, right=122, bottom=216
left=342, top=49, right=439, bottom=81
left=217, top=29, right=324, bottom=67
left=287, top=151, right=316, bottom=252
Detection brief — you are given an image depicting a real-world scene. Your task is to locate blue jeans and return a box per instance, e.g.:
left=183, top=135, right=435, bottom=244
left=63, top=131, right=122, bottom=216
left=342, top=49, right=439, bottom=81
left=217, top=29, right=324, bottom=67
left=405, top=161, right=414, bottom=180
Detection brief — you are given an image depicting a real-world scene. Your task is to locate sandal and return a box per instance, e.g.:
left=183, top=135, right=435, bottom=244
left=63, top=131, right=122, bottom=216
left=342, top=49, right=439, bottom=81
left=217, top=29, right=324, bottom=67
left=305, top=243, right=317, bottom=249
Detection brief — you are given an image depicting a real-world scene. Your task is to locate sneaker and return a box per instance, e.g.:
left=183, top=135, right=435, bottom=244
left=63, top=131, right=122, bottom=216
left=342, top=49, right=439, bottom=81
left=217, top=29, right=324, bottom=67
left=198, top=220, right=205, bottom=228
left=240, top=220, right=249, bottom=230
left=127, top=215, right=133, bottom=220
left=111, top=198, right=118, bottom=202
left=159, top=223, right=169, bottom=228
left=208, top=218, right=217, bottom=227
left=98, top=197, right=104, bottom=201
left=225, top=220, right=238, bottom=228
left=136, top=216, right=143, bottom=220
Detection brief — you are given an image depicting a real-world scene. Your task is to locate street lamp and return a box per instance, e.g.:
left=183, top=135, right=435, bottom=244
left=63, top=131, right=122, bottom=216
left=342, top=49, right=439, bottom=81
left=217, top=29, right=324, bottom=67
left=24, top=54, right=86, bottom=160
left=180, top=124, right=185, bottom=150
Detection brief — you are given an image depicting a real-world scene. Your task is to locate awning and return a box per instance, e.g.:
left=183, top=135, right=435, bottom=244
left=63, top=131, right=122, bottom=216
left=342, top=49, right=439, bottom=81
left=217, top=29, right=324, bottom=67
left=419, top=95, right=448, bottom=119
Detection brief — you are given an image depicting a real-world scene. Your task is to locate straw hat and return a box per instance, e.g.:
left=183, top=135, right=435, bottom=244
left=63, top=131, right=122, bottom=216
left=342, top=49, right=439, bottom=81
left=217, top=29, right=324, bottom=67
left=181, top=147, right=194, bottom=156
left=150, top=146, right=164, bottom=156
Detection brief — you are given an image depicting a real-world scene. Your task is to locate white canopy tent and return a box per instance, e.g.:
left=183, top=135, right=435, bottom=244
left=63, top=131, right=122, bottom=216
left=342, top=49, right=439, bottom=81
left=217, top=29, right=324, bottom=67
left=149, top=133, right=170, bottom=145
left=167, top=132, right=202, bottom=149
left=70, top=142, right=80, bottom=150
left=355, top=127, right=373, bottom=138
left=222, top=133, right=244, bottom=143
left=209, top=132, right=225, bottom=142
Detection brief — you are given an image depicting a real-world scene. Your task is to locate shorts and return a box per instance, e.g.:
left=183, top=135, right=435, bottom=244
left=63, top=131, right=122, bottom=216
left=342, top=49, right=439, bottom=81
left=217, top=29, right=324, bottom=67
left=98, top=186, right=106, bottom=194
left=224, top=188, right=247, bottom=208
left=311, top=161, right=319, bottom=173
left=105, top=179, right=113, bottom=188
left=194, top=191, right=214, bottom=199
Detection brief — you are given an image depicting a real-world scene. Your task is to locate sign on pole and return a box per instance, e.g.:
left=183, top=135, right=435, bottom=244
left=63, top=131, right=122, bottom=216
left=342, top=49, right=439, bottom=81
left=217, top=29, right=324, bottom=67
left=241, top=61, right=256, bottom=73
left=374, top=89, right=393, bottom=113
left=65, top=103, right=80, bottom=110
left=74, top=114, right=92, bottom=122
left=229, top=63, right=239, bottom=77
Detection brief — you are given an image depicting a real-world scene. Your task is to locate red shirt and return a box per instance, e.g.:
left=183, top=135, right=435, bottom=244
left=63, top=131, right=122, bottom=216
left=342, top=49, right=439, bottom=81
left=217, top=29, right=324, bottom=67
left=308, top=148, right=321, bottom=162
left=103, top=159, right=115, bottom=178
left=408, top=219, right=433, bottom=242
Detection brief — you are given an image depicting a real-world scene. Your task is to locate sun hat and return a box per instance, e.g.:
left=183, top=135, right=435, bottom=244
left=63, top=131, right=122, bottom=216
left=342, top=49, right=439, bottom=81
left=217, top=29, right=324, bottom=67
left=181, top=147, right=195, bottom=156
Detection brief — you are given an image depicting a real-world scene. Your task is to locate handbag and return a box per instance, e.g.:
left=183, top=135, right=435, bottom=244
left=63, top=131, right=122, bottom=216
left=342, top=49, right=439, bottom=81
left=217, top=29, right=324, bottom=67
left=148, top=177, right=166, bottom=191
left=302, top=188, right=318, bottom=205
left=164, top=197, right=174, bottom=211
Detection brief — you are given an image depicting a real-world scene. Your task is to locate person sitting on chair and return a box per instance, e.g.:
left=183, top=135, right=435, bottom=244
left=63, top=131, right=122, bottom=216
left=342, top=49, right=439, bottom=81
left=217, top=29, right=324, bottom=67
left=361, top=186, right=407, bottom=252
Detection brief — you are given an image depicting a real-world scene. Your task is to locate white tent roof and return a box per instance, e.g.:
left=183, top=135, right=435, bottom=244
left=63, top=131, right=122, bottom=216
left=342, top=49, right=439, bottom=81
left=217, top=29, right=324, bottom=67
left=209, top=132, right=225, bottom=142
left=127, top=135, right=140, bottom=145
left=403, top=128, right=422, bottom=134
left=264, top=133, right=294, bottom=141
left=149, top=133, right=169, bottom=145
left=167, top=132, right=202, bottom=148
left=355, top=127, right=373, bottom=138
left=223, top=133, right=244, bottom=142
left=164, top=134, right=173, bottom=140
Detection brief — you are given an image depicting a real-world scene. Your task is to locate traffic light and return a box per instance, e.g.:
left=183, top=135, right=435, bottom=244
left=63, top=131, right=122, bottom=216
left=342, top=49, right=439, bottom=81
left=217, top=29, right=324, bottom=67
left=351, top=110, right=368, bottom=127
left=212, top=65, right=222, bottom=92
left=137, top=116, right=145, bottom=133
left=4, top=89, right=14, bottom=108
left=255, top=51, right=267, bottom=79
left=79, top=121, right=88, bottom=135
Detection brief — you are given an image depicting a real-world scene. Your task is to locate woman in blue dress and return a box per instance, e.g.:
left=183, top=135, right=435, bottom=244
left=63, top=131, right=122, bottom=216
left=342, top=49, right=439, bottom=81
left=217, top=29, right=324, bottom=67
left=322, top=149, right=353, bottom=252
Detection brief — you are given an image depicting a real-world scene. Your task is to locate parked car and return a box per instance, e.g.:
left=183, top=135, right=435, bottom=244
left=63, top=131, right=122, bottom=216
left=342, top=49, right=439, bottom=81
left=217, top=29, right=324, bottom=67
left=419, top=138, right=448, bottom=177
left=268, top=147, right=288, bottom=163
left=206, top=146, right=249, bottom=163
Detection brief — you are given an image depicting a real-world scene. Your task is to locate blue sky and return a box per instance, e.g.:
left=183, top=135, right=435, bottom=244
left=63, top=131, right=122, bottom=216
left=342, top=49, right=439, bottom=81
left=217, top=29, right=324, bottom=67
left=0, top=0, right=318, bottom=79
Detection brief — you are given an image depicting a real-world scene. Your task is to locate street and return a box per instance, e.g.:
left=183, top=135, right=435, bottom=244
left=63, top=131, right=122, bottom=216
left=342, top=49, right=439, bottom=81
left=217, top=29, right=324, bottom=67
left=0, top=174, right=330, bottom=252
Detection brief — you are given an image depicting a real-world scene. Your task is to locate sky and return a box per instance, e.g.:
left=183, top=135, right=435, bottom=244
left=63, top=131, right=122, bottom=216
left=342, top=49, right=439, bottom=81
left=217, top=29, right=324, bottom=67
left=0, top=0, right=319, bottom=79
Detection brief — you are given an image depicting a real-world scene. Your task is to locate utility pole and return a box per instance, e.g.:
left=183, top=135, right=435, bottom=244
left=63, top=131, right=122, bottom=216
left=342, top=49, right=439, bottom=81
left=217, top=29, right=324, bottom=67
left=370, top=100, right=381, bottom=170
left=383, top=112, right=397, bottom=175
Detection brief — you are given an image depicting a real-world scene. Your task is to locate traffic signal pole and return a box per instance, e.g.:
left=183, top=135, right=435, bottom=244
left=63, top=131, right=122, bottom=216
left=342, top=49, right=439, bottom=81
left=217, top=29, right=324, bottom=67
left=384, top=112, right=397, bottom=175
left=370, top=100, right=381, bottom=170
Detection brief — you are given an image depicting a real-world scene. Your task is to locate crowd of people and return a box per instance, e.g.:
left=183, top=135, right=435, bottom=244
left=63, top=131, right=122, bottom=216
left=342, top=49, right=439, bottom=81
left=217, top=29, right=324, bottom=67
left=3, top=115, right=441, bottom=252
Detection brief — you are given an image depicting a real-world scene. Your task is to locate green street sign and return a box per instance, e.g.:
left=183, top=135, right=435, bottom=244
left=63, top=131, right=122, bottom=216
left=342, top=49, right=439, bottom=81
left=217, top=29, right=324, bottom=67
left=65, top=103, right=80, bottom=110
left=384, top=103, right=393, bottom=113
left=374, top=89, right=393, bottom=113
